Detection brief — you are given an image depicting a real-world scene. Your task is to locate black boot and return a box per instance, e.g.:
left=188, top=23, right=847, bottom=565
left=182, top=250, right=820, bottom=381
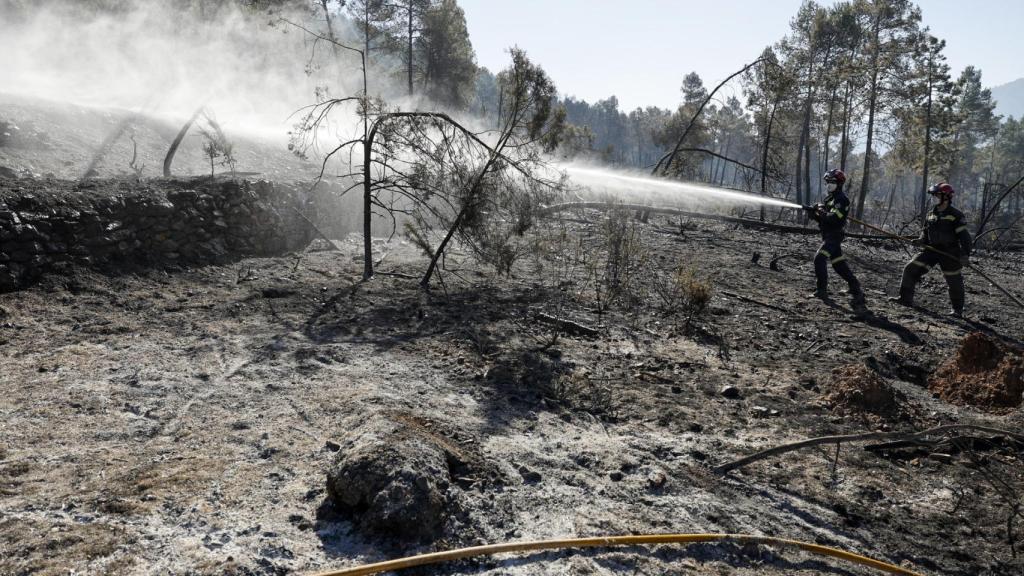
left=850, top=290, right=866, bottom=308
left=889, top=281, right=915, bottom=306
left=889, top=293, right=913, bottom=306
left=832, top=260, right=864, bottom=306
left=893, top=262, right=925, bottom=307
left=812, top=253, right=829, bottom=299
left=946, top=271, right=965, bottom=318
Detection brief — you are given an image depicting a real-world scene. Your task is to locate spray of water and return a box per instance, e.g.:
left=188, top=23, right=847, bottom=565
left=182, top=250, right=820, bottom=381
left=562, top=165, right=803, bottom=210
left=0, top=2, right=375, bottom=141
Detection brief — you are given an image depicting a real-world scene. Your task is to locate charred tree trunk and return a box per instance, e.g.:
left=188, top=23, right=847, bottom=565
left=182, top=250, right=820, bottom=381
left=421, top=149, right=502, bottom=289
left=855, top=16, right=882, bottom=222
left=794, top=115, right=806, bottom=208
left=857, top=84, right=877, bottom=222
left=803, top=124, right=813, bottom=203
left=320, top=0, right=338, bottom=47
left=839, top=81, right=852, bottom=172
left=794, top=60, right=814, bottom=207
left=919, top=61, right=934, bottom=224
left=162, top=106, right=205, bottom=178
left=977, top=175, right=1024, bottom=237
left=407, top=1, right=414, bottom=98
left=717, top=134, right=733, bottom=186
left=822, top=83, right=838, bottom=173
left=82, top=114, right=137, bottom=179
left=760, top=99, right=779, bottom=222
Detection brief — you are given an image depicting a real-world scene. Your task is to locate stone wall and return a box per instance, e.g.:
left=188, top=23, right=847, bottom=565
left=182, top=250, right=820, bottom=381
left=0, top=178, right=319, bottom=291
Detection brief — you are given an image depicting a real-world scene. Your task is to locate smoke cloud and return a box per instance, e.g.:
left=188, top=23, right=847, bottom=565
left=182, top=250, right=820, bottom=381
left=0, top=1, right=364, bottom=140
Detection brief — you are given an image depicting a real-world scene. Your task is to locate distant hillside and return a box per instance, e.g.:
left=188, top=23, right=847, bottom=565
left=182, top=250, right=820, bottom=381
left=992, top=78, right=1024, bottom=120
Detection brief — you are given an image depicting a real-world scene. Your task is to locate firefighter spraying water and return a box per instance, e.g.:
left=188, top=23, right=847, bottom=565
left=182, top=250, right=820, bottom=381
left=559, top=165, right=1021, bottom=316
left=802, top=169, right=866, bottom=310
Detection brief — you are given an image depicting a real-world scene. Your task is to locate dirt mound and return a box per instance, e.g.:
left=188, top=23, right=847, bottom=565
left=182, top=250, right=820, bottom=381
left=929, top=332, right=1024, bottom=411
left=326, top=415, right=452, bottom=541
left=824, top=364, right=909, bottom=422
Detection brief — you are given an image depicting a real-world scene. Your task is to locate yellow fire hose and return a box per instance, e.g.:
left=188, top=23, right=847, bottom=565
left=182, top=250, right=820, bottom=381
left=846, top=215, right=1024, bottom=310
left=307, top=533, right=927, bottom=576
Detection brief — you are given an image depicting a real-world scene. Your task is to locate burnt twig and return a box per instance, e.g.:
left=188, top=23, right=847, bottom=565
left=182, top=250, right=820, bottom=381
left=714, top=424, right=1024, bottom=475
left=536, top=313, right=600, bottom=338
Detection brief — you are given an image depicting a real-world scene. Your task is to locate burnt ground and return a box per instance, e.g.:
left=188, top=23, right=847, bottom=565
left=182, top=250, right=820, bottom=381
left=2, top=209, right=1024, bottom=576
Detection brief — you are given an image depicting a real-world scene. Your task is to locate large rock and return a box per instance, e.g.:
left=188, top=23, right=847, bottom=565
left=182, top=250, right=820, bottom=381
left=326, top=416, right=451, bottom=540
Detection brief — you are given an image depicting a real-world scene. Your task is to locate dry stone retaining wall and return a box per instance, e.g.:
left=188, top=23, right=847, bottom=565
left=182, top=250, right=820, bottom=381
left=0, top=178, right=319, bottom=291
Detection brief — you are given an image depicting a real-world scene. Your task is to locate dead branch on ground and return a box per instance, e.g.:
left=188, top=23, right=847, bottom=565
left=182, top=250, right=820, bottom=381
left=719, top=290, right=792, bottom=314
left=536, top=312, right=600, bottom=337
left=714, top=424, right=1024, bottom=475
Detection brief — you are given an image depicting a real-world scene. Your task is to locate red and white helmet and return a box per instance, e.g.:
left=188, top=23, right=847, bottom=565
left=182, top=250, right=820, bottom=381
left=928, top=182, right=955, bottom=201
left=823, top=169, right=846, bottom=185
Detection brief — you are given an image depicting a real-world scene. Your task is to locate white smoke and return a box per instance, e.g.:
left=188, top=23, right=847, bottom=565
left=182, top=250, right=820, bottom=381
left=0, top=1, right=366, bottom=140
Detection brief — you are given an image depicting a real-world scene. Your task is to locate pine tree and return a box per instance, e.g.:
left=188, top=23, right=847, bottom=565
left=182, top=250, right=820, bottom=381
left=418, top=0, right=477, bottom=109
left=946, top=66, right=1001, bottom=210
left=387, top=0, right=434, bottom=98
left=901, top=32, right=955, bottom=221
left=852, top=0, right=922, bottom=221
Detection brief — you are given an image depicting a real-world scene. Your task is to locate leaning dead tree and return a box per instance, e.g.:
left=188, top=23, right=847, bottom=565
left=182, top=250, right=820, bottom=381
left=82, top=112, right=140, bottom=179
left=163, top=106, right=206, bottom=177
left=652, top=57, right=767, bottom=178
left=409, top=48, right=567, bottom=288
left=286, top=19, right=566, bottom=283
left=977, top=174, right=1024, bottom=241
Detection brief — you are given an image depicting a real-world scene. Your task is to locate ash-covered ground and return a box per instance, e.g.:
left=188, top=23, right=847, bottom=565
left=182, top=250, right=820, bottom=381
left=2, top=206, right=1024, bottom=576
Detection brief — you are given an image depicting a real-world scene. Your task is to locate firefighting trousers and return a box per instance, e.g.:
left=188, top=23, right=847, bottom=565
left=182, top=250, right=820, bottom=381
left=898, top=249, right=965, bottom=312
left=814, top=239, right=861, bottom=295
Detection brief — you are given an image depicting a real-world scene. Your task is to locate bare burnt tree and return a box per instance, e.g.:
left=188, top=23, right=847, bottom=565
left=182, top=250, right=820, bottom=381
left=285, top=21, right=566, bottom=282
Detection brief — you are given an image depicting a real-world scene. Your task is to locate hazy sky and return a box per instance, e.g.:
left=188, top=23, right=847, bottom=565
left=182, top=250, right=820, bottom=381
left=461, top=0, right=1023, bottom=111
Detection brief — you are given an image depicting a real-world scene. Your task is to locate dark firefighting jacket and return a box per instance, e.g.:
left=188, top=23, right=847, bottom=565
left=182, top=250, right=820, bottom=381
left=813, top=190, right=850, bottom=239
left=921, top=205, right=972, bottom=256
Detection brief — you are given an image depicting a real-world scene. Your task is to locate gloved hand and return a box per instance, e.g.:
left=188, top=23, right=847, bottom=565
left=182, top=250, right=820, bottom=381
left=960, top=254, right=971, bottom=266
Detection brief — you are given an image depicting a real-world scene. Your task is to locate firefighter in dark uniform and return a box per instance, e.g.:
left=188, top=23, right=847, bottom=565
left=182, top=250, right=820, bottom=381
left=890, top=182, right=972, bottom=317
left=807, top=169, right=865, bottom=307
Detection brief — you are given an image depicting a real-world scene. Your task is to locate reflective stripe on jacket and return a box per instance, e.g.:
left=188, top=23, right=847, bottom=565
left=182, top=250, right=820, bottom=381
left=922, top=205, right=972, bottom=255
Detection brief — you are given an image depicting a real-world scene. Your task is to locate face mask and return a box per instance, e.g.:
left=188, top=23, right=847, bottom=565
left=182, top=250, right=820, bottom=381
left=826, top=183, right=838, bottom=193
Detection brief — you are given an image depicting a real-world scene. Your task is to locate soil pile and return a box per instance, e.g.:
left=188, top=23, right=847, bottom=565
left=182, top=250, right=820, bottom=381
left=326, top=415, right=452, bottom=540
left=929, top=332, right=1024, bottom=410
left=824, top=364, right=908, bottom=422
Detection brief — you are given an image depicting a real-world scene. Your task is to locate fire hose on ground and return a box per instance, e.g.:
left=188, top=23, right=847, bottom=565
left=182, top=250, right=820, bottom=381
left=305, top=208, right=956, bottom=576
left=307, top=532, right=927, bottom=576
